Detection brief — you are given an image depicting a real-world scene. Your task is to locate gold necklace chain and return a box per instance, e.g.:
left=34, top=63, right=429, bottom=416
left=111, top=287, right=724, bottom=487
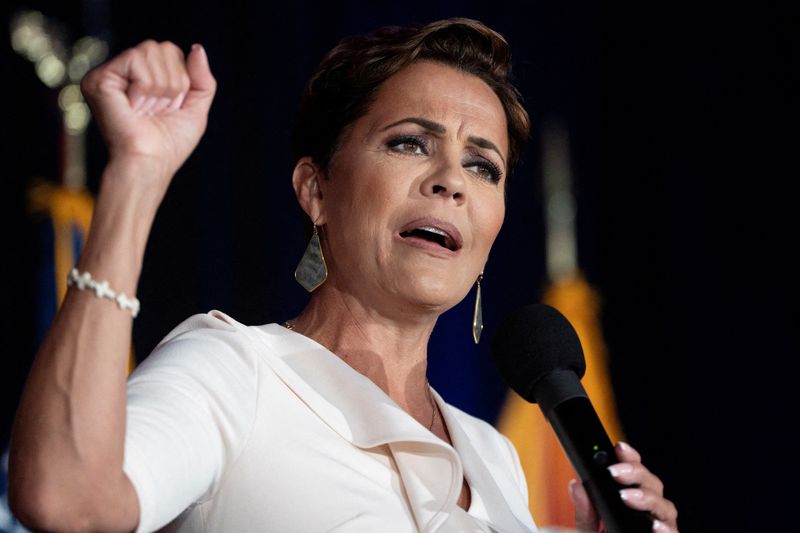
left=284, top=320, right=437, bottom=431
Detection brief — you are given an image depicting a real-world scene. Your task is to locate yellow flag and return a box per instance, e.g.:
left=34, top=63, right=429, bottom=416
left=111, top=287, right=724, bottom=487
left=30, top=181, right=137, bottom=374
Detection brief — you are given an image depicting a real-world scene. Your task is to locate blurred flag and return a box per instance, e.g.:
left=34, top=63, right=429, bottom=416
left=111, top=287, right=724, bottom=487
left=0, top=182, right=120, bottom=533
left=497, top=120, right=624, bottom=528
left=498, top=274, right=624, bottom=527
left=0, top=182, right=95, bottom=533
left=0, top=450, right=27, bottom=533
left=29, top=181, right=94, bottom=340
left=2, top=13, right=117, bottom=531
left=27, top=181, right=137, bottom=371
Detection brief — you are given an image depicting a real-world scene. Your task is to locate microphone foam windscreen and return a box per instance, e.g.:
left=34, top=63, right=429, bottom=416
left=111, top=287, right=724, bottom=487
left=491, top=304, right=586, bottom=402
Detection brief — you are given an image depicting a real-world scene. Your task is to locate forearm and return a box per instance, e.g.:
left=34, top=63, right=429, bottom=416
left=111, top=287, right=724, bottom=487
left=9, top=158, right=166, bottom=531
left=9, top=34, right=215, bottom=529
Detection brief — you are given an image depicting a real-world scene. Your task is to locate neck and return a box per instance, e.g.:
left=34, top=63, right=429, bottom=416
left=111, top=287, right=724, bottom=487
left=289, top=282, right=439, bottom=418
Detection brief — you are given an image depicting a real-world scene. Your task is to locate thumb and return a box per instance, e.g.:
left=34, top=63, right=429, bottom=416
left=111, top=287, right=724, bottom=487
left=183, top=44, right=216, bottom=109
left=569, top=479, right=600, bottom=532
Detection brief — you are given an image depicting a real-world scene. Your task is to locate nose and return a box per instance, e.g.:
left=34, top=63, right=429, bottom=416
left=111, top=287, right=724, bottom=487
left=421, top=160, right=466, bottom=205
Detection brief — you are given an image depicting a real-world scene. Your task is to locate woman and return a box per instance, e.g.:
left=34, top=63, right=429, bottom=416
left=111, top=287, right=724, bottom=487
left=9, top=19, right=678, bottom=533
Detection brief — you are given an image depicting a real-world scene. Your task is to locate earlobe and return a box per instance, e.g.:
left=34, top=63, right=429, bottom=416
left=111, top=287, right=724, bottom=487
left=292, top=157, right=325, bottom=223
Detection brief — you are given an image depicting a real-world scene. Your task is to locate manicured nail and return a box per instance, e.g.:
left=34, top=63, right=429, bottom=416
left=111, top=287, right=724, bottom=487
left=132, top=95, right=145, bottom=110
left=141, top=96, right=158, bottom=113
left=172, top=91, right=187, bottom=109
left=619, top=488, right=643, bottom=501
left=192, top=43, right=206, bottom=57
left=652, top=519, right=668, bottom=531
left=618, top=441, right=633, bottom=452
left=608, top=463, right=633, bottom=477
left=154, top=97, right=171, bottom=113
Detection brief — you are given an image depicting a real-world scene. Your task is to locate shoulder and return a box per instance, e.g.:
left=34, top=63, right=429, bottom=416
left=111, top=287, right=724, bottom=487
left=126, top=310, right=280, bottom=402
left=123, top=312, right=273, bottom=531
left=132, top=311, right=261, bottom=373
left=152, top=310, right=252, bottom=350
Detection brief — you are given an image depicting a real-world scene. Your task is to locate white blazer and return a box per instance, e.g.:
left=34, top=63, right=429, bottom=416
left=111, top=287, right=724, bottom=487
left=123, top=312, right=538, bottom=532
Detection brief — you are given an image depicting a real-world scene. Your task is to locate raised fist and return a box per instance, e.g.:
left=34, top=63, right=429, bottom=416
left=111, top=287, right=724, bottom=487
left=81, top=40, right=216, bottom=181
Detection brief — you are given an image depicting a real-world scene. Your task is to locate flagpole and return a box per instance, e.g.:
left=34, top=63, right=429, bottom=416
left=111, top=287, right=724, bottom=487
left=542, top=118, right=579, bottom=282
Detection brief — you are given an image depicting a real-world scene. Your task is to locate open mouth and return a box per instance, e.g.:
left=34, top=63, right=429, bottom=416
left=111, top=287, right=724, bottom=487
left=399, top=225, right=461, bottom=252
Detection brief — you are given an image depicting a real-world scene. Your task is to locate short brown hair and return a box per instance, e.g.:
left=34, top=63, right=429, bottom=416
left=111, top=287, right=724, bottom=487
left=292, top=18, right=530, bottom=172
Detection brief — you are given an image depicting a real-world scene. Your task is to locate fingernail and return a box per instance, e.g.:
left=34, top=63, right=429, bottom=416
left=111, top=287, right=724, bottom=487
left=608, top=463, right=633, bottom=477
left=192, top=43, right=206, bottom=57
left=567, top=479, right=578, bottom=502
left=618, top=441, right=632, bottom=452
left=652, top=519, right=668, bottom=531
left=132, top=95, right=145, bottom=110
left=154, top=97, right=171, bottom=113
left=619, top=488, right=643, bottom=501
left=142, top=96, right=158, bottom=113
left=172, top=91, right=186, bottom=109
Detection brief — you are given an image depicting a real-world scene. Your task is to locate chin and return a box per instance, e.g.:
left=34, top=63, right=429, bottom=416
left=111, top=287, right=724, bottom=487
left=396, top=276, right=471, bottom=314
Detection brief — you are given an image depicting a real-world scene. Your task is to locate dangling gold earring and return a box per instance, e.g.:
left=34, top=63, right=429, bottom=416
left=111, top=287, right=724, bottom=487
left=294, top=218, right=327, bottom=292
left=472, top=272, right=484, bottom=344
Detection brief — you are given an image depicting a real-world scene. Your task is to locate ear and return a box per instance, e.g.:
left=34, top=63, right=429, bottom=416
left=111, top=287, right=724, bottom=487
left=292, top=157, right=325, bottom=223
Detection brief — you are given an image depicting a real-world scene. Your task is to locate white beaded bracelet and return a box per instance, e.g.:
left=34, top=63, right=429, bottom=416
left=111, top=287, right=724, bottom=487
left=66, top=268, right=141, bottom=318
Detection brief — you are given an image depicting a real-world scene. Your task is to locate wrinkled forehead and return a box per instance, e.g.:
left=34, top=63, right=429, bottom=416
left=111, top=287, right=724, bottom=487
left=361, top=61, right=510, bottom=155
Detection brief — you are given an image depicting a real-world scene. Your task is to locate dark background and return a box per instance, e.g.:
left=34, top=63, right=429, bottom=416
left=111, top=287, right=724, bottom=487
left=1, top=1, right=795, bottom=531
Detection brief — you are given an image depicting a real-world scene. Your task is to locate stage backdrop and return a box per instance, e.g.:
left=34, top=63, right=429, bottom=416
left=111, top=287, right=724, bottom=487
left=1, top=1, right=794, bottom=532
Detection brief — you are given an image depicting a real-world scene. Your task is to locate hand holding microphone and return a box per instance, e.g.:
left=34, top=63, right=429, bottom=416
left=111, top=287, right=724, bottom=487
left=492, top=304, right=678, bottom=532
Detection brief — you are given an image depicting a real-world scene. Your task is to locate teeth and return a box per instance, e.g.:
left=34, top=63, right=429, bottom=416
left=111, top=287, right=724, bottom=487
left=417, top=226, right=449, bottom=238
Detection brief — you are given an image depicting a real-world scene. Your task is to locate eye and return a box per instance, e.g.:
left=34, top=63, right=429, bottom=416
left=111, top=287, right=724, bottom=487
left=387, top=135, right=429, bottom=155
left=464, top=157, right=503, bottom=183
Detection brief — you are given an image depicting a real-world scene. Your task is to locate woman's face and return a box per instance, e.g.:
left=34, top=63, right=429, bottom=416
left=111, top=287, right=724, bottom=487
left=318, top=60, right=509, bottom=318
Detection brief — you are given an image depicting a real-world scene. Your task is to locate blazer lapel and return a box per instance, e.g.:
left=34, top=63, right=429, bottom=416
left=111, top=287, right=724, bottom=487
left=223, top=318, right=529, bottom=533
left=244, top=322, right=463, bottom=532
left=433, top=389, right=534, bottom=533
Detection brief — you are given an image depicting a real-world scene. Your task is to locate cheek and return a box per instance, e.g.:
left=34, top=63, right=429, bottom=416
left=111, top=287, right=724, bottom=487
left=475, top=199, right=505, bottom=254
left=329, top=156, right=407, bottom=223
left=324, top=159, right=400, bottom=257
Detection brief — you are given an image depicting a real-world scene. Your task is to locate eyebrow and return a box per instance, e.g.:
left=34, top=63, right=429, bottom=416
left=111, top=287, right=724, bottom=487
left=381, top=117, right=507, bottom=167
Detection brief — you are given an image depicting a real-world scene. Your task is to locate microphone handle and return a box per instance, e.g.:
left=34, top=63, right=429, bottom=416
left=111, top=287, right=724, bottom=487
left=548, top=396, right=653, bottom=533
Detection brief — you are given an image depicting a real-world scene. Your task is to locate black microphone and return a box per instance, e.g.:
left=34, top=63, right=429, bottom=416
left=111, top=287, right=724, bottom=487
left=492, top=304, right=652, bottom=533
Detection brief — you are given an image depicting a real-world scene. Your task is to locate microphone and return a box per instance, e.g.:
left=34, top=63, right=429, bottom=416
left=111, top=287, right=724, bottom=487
left=492, top=304, right=652, bottom=533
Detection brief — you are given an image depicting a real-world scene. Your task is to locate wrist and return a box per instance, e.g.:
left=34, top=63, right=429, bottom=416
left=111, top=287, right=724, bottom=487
left=100, top=156, right=174, bottom=215
left=105, top=153, right=173, bottom=185
left=76, top=154, right=176, bottom=292
left=91, top=158, right=171, bottom=251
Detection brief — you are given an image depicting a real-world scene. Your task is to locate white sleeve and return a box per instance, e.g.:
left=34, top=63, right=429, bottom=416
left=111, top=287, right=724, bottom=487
left=122, top=313, right=259, bottom=533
